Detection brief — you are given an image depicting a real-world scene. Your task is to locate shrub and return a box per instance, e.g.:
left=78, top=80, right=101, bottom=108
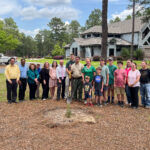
left=121, top=48, right=130, bottom=60
left=133, top=49, right=144, bottom=60
left=93, top=56, right=100, bottom=61
left=65, top=104, right=72, bottom=118
left=52, top=43, right=65, bottom=56
left=53, top=55, right=64, bottom=60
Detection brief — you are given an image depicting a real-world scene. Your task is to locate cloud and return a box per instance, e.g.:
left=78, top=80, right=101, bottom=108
left=27, top=0, right=71, bottom=6
left=20, top=28, right=40, bottom=37
left=19, top=6, right=79, bottom=20
left=0, top=0, right=80, bottom=21
left=111, top=4, right=142, bottom=20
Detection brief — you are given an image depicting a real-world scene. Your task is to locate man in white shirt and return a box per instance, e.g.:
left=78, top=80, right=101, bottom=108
left=56, top=60, right=66, bottom=100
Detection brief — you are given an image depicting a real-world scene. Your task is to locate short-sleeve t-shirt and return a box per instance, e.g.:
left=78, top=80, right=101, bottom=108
left=114, top=69, right=126, bottom=88
left=93, top=75, right=103, bottom=91
left=128, top=70, right=141, bottom=87
left=139, top=69, right=150, bottom=84
left=66, top=60, right=75, bottom=71
left=82, top=65, right=96, bottom=82
left=101, top=65, right=109, bottom=85
left=84, top=82, right=92, bottom=94
left=108, top=65, right=117, bottom=85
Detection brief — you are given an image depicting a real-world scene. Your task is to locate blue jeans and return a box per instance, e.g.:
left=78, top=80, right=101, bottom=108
left=125, top=84, right=132, bottom=104
left=140, top=83, right=150, bottom=106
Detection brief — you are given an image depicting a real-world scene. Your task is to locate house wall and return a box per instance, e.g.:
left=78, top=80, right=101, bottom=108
left=93, top=47, right=101, bottom=56
left=70, top=42, right=81, bottom=56
left=121, top=33, right=139, bottom=45
left=65, top=49, right=70, bottom=57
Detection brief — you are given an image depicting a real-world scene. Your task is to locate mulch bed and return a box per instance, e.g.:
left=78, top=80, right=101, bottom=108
left=0, top=100, right=150, bottom=150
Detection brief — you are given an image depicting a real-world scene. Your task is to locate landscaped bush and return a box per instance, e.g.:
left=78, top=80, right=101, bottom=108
left=53, top=55, right=64, bottom=60
left=112, top=56, right=123, bottom=61
left=121, top=48, right=130, bottom=60
left=93, top=56, right=100, bottom=61
left=133, top=49, right=144, bottom=60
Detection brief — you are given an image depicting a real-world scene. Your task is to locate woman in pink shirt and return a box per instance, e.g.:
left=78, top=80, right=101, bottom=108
left=128, top=62, right=141, bottom=109
left=49, top=61, right=58, bottom=99
left=125, top=60, right=132, bottom=105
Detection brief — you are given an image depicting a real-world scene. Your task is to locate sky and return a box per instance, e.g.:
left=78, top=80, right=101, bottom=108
left=0, top=0, right=134, bottom=37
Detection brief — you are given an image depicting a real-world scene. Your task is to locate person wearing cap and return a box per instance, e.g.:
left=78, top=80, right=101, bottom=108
left=71, top=56, right=84, bottom=101
left=100, top=58, right=109, bottom=105
left=107, top=57, right=117, bottom=104
left=114, top=61, right=126, bottom=107
left=83, top=76, right=93, bottom=106
left=93, top=67, right=104, bottom=107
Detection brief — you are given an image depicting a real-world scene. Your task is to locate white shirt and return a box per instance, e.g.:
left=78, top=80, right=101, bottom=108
left=56, top=65, right=66, bottom=79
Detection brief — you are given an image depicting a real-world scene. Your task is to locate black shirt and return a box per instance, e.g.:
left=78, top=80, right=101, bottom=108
left=93, top=75, right=103, bottom=91
left=84, top=82, right=92, bottom=94
left=40, top=68, right=50, bottom=84
left=139, top=68, right=150, bottom=84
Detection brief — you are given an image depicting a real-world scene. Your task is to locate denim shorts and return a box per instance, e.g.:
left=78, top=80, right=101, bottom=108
left=95, top=90, right=103, bottom=96
left=85, top=93, right=91, bottom=99
left=103, top=85, right=108, bottom=91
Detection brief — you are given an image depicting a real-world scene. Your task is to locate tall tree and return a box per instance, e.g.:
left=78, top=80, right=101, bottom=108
left=101, top=0, right=108, bottom=58
left=69, top=20, right=80, bottom=41
left=109, top=17, right=121, bottom=23
left=85, top=9, right=102, bottom=29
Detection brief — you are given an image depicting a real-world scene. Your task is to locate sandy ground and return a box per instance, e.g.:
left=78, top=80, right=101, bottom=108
left=0, top=100, right=150, bottom=150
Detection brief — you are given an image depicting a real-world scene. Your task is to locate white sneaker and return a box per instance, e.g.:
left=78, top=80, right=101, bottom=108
left=84, top=100, right=87, bottom=105
left=42, top=98, right=46, bottom=101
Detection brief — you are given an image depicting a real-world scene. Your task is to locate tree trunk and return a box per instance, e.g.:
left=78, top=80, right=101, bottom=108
left=131, top=0, right=135, bottom=59
left=101, top=0, right=108, bottom=59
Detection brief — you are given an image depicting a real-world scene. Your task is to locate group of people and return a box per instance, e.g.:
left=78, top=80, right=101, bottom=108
left=4, top=54, right=150, bottom=109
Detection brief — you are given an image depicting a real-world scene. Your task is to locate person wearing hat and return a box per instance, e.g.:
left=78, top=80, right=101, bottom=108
left=100, top=58, right=109, bottom=105
left=107, top=57, right=117, bottom=104
left=93, top=67, right=104, bottom=107
left=83, top=76, right=93, bottom=106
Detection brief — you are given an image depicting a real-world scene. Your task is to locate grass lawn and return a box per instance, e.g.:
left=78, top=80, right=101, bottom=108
left=25, top=58, right=144, bottom=69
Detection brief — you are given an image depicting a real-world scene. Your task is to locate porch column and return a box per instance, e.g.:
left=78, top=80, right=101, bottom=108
left=85, top=47, right=91, bottom=58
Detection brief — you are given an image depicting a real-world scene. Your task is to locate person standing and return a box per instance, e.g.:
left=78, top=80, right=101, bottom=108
left=125, top=60, right=132, bottom=105
left=107, top=57, right=117, bottom=104
left=5, top=58, right=20, bottom=103
left=100, top=58, right=109, bottom=105
left=93, top=67, right=104, bottom=107
left=40, top=62, right=50, bottom=100
left=71, top=56, right=84, bottom=101
left=56, top=60, right=66, bottom=100
left=139, top=61, right=150, bottom=109
left=128, top=62, right=141, bottom=109
left=65, top=54, right=75, bottom=100
left=49, top=61, right=58, bottom=100
left=18, top=59, right=28, bottom=102
left=114, top=61, right=126, bottom=107
left=82, top=57, right=96, bottom=83
left=36, top=64, right=41, bottom=98
left=27, top=64, right=39, bottom=100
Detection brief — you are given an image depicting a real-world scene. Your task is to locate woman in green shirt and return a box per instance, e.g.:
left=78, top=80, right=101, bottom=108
left=82, top=58, right=96, bottom=83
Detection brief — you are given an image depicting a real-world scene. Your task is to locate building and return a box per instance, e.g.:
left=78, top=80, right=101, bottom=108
left=65, top=17, right=150, bottom=58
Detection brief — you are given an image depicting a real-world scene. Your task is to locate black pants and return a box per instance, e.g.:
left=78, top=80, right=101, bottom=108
left=57, top=77, right=66, bottom=100
left=28, top=83, right=37, bottom=100
left=72, top=77, right=83, bottom=101
left=42, top=83, right=49, bottom=99
left=6, top=79, right=18, bottom=103
left=129, top=87, right=139, bottom=107
left=19, top=78, right=27, bottom=101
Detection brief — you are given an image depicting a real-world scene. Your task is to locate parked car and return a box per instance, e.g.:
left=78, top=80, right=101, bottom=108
left=0, top=53, right=17, bottom=65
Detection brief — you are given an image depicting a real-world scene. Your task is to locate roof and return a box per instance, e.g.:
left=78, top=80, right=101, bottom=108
left=81, top=17, right=145, bottom=35
left=73, top=37, right=132, bottom=46
left=64, top=44, right=70, bottom=48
